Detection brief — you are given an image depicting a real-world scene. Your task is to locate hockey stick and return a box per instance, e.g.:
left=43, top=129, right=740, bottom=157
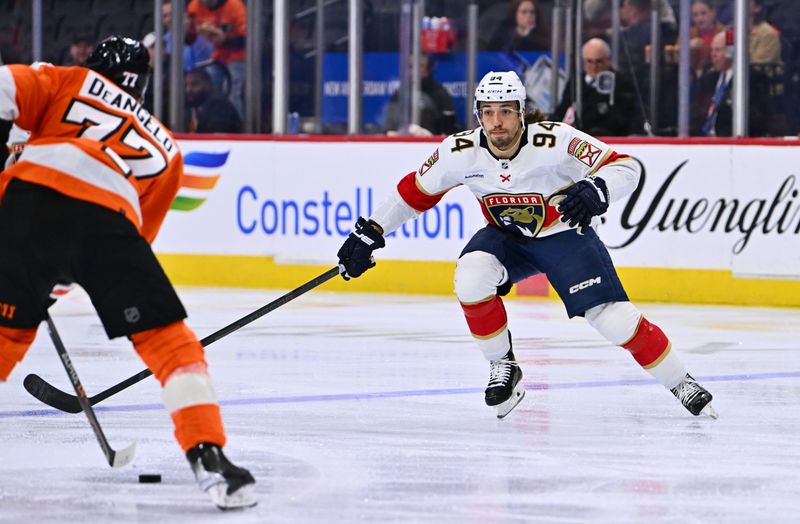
left=45, top=314, right=137, bottom=468
left=24, top=265, right=343, bottom=413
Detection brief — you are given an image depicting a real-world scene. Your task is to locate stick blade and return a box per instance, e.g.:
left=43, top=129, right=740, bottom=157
left=110, top=441, right=137, bottom=468
left=23, top=373, right=82, bottom=413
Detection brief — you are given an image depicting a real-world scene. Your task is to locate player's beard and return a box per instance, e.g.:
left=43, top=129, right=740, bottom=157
left=488, top=125, right=520, bottom=150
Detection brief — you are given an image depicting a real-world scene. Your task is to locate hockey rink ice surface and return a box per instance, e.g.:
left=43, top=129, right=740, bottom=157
left=1, top=286, right=799, bottom=523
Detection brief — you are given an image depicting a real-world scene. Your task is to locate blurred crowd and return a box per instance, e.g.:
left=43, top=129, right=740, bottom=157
left=0, top=0, right=797, bottom=137
left=141, top=0, right=245, bottom=133
left=567, top=0, right=796, bottom=137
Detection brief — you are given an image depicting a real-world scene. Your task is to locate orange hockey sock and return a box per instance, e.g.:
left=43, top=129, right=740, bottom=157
left=171, top=403, right=226, bottom=452
left=0, top=326, right=37, bottom=381
left=132, top=321, right=226, bottom=451
left=131, top=321, right=206, bottom=385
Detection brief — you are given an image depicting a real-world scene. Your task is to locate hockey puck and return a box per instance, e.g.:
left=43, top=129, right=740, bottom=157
left=138, top=474, right=162, bottom=483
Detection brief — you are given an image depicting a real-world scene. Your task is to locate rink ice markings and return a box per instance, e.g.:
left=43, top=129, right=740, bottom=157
left=3, top=369, right=800, bottom=420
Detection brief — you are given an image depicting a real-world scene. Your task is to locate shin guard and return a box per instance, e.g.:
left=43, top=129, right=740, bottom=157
left=132, top=322, right=226, bottom=451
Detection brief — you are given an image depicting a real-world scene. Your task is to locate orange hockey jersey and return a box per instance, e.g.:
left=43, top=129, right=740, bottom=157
left=0, top=63, right=182, bottom=243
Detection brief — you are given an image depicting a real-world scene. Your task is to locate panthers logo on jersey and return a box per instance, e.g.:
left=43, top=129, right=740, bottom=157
left=482, top=193, right=551, bottom=238
left=568, top=137, right=602, bottom=168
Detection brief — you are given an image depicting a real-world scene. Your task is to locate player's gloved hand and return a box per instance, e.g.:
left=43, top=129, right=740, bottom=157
left=337, top=217, right=386, bottom=280
left=550, top=177, right=609, bottom=234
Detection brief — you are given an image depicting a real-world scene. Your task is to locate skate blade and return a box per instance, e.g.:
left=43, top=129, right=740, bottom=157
left=207, top=483, right=258, bottom=510
left=700, top=403, right=719, bottom=419
left=496, top=382, right=526, bottom=419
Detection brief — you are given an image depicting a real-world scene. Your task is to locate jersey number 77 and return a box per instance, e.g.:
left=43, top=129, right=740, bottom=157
left=62, top=98, right=170, bottom=179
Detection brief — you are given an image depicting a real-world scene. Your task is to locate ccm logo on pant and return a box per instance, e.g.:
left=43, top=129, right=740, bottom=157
left=569, top=277, right=602, bottom=294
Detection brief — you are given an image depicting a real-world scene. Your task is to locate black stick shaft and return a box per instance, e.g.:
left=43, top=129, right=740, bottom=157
left=39, top=266, right=341, bottom=411
left=200, top=265, right=341, bottom=347
left=46, top=315, right=136, bottom=467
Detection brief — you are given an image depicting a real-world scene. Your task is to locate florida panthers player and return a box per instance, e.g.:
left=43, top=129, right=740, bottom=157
left=337, top=71, right=717, bottom=420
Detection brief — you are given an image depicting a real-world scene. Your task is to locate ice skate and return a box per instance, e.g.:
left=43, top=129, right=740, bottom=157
left=186, top=443, right=257, bottom=510
left=671, top=374, right=718, bottom=419
left=485, top=350, right=525, bottom=419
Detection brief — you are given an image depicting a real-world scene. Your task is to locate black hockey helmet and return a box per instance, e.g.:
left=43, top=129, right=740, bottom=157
left=85, top=35, right=151, bottom=100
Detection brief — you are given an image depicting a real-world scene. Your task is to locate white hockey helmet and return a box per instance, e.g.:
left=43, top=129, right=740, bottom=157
left=473, top=71, right=526, bottom=124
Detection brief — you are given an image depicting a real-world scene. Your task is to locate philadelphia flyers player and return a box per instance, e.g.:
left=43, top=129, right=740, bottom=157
left=338, top=71, right=716, bottom=420
left=0, top=36, right=256, bottom=509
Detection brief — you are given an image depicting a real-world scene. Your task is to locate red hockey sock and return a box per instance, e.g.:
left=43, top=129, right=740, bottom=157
left=622, top=317, right=670, bottom=368
left=460, top=295, right=508, bottom=339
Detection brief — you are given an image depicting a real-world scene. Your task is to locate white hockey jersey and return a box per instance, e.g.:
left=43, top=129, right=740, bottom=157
left=371, top=121, right=640, bottom=239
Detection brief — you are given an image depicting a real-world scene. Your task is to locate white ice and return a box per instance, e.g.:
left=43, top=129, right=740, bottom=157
left=1, top=285, right=799, bottom=523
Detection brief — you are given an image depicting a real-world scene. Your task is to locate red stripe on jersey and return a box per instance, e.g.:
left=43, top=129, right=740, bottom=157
left=597, top=151, right=631, bottom=169
left=543, top=200, right=561, bottom=228
left=622, top=316, right=669, bottom=367
left=397, top=171, right=444, bottom=212
left=479, top=198, right=494, bottom=224
left=460, top=296, right=508, bottom=338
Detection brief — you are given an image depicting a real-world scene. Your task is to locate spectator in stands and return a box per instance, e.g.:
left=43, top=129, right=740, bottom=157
left=696, top=30, right=769, bottom=136
left=554, top=38, right=638, bottom=136
left=163, top=0, right=214, bottom=72
left=487, top=0, right=549, bottom=52
left=749, top=0, right=781, bottom=64
left=584, top=0, right=674, bottom=40
left=689, top=36, right=711, bottom=78
left=63, top=35, right=94, bottom=67
left=187, top=0, right=247, bottom=118
left=383, top=54, right=458, bottom=136
left=766, top=0, right=800, bottom=47
left=583, top=0, right=614, bottom=39
left=689, top=0, right=725, bottom=66
left=185, top=67, right=242, bottom=133
left=619, top=0, right=677, bottom=72
left=697, top=30, right=733, bottom=136
left=620, top=0, right=653, bottom=71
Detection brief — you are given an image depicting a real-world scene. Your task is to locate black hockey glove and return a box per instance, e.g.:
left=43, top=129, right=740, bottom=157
left=550, top=177, right=609, bottom=234
left=337, top=217, right=386, bottom=280
left=497, top=278, right=513, bottom=297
